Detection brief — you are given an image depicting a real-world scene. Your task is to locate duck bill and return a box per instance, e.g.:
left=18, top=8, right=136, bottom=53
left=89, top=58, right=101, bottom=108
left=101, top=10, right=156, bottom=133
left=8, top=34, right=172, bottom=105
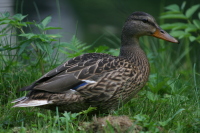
left=151, top=28, right=179, bottom=43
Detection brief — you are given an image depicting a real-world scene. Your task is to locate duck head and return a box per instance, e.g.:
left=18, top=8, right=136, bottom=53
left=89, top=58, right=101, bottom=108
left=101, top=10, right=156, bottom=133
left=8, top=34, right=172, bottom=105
left=122, top=11, right=179, bottom=43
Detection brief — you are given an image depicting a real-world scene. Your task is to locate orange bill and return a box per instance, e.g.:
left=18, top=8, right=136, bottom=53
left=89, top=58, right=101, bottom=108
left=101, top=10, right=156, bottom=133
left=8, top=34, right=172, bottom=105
left=151, top=28, right=179, bottom=43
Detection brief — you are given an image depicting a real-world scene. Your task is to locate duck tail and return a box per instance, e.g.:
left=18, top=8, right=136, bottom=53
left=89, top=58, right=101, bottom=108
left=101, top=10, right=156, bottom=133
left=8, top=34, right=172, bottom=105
left=11, top=97, right=49, bottom=107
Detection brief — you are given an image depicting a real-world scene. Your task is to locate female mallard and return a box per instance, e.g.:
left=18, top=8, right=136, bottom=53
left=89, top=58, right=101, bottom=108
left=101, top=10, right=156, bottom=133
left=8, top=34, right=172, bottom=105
left=12, top=12, right=178, bottom=113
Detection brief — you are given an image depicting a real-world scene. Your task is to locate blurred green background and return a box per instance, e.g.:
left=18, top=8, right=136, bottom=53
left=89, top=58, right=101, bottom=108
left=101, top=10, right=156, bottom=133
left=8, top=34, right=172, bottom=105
left=13, top=0, right=200, bottom=74
left=15, top=0, right=199, bottom=45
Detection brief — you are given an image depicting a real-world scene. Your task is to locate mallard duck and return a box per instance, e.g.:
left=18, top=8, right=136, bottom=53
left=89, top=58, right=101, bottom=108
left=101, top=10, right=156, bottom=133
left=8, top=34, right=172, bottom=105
left=12, top=12, right=178, bottom=113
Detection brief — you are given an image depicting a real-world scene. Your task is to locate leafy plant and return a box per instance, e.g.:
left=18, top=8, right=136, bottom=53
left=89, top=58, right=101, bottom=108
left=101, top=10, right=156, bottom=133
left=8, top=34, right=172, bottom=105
left=58, top=35, right=91, bottom=58
left=160, top=2, right=200, bottom=43
left=0, top=13, right=62, bottom=74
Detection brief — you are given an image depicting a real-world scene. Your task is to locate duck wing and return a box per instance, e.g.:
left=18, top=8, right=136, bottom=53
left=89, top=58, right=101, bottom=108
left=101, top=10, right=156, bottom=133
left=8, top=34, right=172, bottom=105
left=20, top=53, right=127, bottom=93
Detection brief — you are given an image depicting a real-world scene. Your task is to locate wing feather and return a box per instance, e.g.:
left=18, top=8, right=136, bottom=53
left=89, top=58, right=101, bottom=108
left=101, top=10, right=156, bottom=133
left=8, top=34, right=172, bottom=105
left=20, top=53, right=129, bottom=93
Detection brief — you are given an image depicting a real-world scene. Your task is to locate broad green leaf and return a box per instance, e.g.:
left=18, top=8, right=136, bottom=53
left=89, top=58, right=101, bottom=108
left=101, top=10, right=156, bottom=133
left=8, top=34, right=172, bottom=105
left=160, top=24, right=172, bottom=29
left=38, top=34, right=51, bottom=42
left=162, top=11, right=181, bottom=15
left=12, top=21, right=27, bottom=27
left=161, top=23, right=187, bottom=30
left=185, top=26, right=197, bottom=33
left=1, top=12, right=10, bottom=18
left=134, top=114, right=149, bottom=122
left=108, top=49, right=119, bottom=56
left=179, top=34, right=191, bottom=39
left=35, top=23, right=44, bottom=30
left=43, top=43, right=53, bottom=54
left=193, top=19, right=200, bottom=29
left=0, top=20, right=11, bottom=25
left=196, top=36, right=200, bottom=41
left=24, top=21, right=35, bottom=25
left=165, top=4, right=180, bottom=12
left=35, top=41, right=45, bottom=51
left=41, top=16, right=52, bottom=28
left=19, top=22, right=27, bottom=27
left=185, top=24, right=197, bottom=33
left=18, top=41, right=30, bottom=55
left=46, top=34, right=62, bottom=38
left=160, top=14, right=187, bottom=19
left=146, top=91, right=159, bottom=102
left=12, top=14, right=27, bottom=21
left=170, top=30, right=191, bottom=38
left=181, top=1, right=186, bottom=10
left=44, top=26, right=62, bottom=31
left=185, top=4, right=200, bottom=18
left=161, top=24, right=177, bottom=30
left=160, top=11, right=181, bottom=19
left=19, top=33, right=37, bottom=39
left=198, top=12, right=200, bottom=19
left=172, top=23, right=188, bottom=30
left=170, top=31, right=185, bottom=37
left=90, top=45, right=109, bottom=53
left=189, top=36, right=196, bottom=42
left=36, top=16, right=52, bottom=30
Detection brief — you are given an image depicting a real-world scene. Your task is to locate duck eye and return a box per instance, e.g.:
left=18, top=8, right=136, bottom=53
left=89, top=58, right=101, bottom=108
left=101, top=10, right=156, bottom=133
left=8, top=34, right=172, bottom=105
left=142, top=19, right=148, bottom=23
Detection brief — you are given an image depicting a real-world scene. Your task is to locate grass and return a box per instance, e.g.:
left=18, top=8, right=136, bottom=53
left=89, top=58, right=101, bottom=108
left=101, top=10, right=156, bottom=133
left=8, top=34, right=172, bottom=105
left=0, top=3, right=200, bottom=133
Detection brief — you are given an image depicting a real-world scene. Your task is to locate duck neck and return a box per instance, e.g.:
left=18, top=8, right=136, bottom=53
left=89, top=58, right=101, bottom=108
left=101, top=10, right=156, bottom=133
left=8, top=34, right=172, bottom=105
left=119, top=35, right=149, bottom=73
left=120, top=35, right=145, bottom=58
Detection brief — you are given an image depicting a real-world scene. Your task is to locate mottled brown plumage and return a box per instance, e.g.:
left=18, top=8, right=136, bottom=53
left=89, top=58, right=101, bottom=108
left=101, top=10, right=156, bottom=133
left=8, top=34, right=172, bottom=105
left=12, top=11, right=178, bottom=113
